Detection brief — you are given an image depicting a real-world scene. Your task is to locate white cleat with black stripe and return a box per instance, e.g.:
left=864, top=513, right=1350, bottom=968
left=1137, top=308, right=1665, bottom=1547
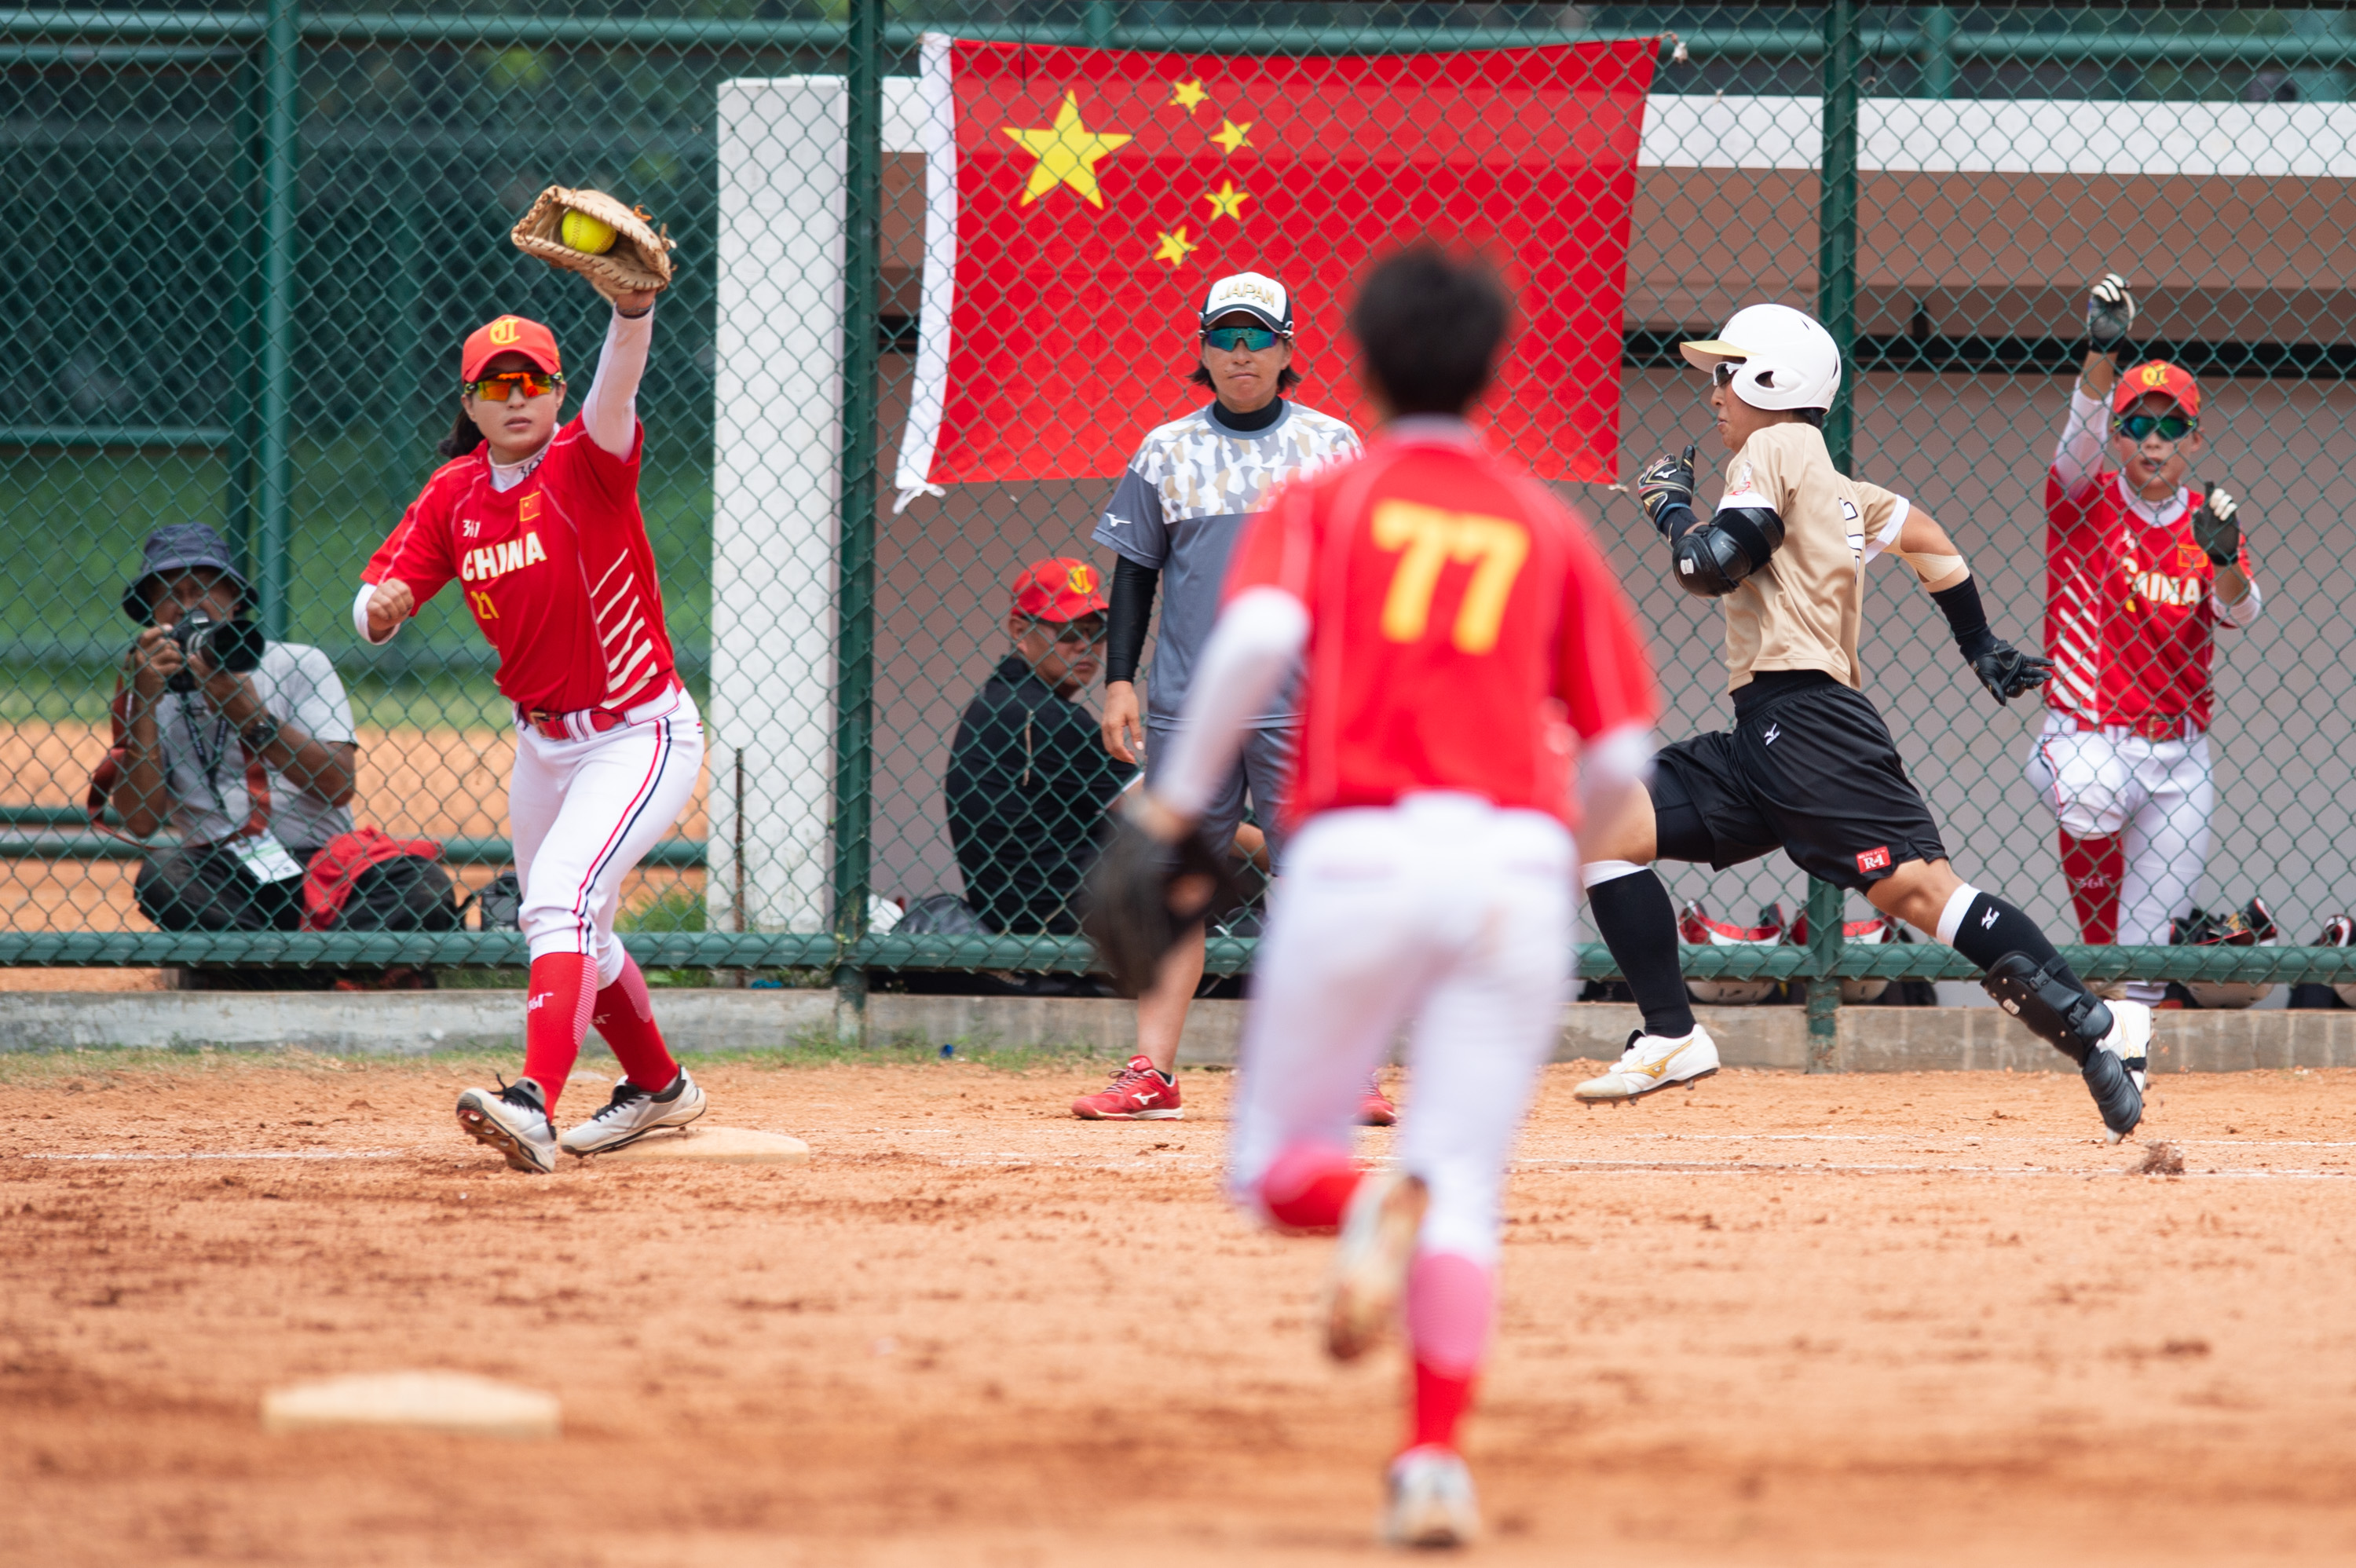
left=559, top=1069, right=708, bottom=1157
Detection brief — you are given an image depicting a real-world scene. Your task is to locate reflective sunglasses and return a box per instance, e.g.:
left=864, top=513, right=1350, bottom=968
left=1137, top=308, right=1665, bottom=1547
left=2113, top=412, right=2195, bottom=441
left=466, top=370, right=565, bottom=402
left=1712, top=361, right=1742, bottom=385
left=1203, top=324, right=1282, bottom=353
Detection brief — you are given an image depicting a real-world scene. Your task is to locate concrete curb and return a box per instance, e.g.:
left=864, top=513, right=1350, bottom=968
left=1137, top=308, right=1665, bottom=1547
left=1, top=992, right=2350, bottom=1073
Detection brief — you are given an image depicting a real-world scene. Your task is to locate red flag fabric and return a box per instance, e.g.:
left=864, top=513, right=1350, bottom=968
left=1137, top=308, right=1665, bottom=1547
left=896, top=33, right=1657, bottom=503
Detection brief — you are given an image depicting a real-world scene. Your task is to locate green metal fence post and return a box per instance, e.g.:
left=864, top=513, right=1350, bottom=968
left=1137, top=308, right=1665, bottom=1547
left=1809, top=0, right=1864, bottom=1063
left=222, top=45, right=263, bottom=570
left=254, top=0, right=300, bottom=641
left=831, top=0, right=884, bottom=1030
left=1922, top=6, right=1956, bottom=99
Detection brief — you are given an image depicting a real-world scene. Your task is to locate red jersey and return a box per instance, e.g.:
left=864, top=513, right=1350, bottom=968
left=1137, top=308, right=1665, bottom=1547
left=1223, top=423, right=1656, bottom=830
left=2043, top=467, right=2255, bottom=732
left=364, top=418, right=676, bottom=715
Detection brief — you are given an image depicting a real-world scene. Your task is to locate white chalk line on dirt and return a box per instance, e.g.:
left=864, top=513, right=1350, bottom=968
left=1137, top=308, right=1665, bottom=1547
left=16, top=1148, right=416, bottom=1162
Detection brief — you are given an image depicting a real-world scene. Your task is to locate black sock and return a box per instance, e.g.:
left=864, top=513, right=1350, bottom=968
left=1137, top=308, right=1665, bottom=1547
left=1587, top=869, right=1696, bottom=1038
left=1948, top=891, right=2080, bottom=990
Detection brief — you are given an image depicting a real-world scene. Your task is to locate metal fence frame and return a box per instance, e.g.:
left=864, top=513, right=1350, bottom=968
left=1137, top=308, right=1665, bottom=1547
left=6, top=4, right=2354, bottom=1028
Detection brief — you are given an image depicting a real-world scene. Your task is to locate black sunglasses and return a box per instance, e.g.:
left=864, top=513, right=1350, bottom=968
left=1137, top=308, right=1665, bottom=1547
left=2113, top=412, right=2195, bottom=441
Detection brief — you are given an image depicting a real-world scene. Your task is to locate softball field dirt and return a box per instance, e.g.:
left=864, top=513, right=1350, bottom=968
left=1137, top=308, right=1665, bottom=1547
left=8, top=1052, right=2356, bottom=1566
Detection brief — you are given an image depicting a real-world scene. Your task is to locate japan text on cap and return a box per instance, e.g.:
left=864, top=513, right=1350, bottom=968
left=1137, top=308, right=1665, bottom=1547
left=1010, top=557, right=1110, bottom=621
left=2113, top=360, right=2201, bottom=419
left=461, top=315, right=563, bottom=383
left=1199, top=272, right=1293, bottom=336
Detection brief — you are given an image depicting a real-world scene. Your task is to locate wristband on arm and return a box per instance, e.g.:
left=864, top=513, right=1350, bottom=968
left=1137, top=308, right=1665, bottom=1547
left=1104, top=555, right=1158, bottom=685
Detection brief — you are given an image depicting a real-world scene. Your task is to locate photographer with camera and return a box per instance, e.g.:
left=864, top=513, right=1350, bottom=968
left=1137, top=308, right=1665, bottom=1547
left=104, top=524, right=359, bottom=930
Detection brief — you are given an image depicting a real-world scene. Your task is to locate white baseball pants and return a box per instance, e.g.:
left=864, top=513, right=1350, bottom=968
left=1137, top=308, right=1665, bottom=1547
left=1226, top=792, right=1572, bottom=1266
left=2024, top=711, right=2212, bottom=1000
left=510, top=685, right=704, bottom=982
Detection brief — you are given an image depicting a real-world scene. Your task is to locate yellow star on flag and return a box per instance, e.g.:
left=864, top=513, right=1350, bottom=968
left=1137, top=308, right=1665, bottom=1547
left=1209, top=119, right=1253, bottom=154
left=1169, top=79, right=1208, bottom=111
left=1203, top=180, right=1250, bottom=221
left=1153, top=226, right=1198, bottom=267
left=1002, top=91, right=1133, bottom=209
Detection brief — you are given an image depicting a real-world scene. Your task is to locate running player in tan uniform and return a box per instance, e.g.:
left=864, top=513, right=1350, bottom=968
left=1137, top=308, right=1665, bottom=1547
left=1576, top=303, right=2153, bottom=1141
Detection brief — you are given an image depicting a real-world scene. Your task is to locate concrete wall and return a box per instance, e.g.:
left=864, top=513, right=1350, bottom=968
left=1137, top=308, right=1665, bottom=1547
left=8, top=992, right=2354, bottom=1074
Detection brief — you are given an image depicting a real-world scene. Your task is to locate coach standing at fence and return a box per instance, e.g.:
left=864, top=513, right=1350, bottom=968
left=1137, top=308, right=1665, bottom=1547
left=2028, top=275, right=2263, bottom=1006
left=357, top=208, right=707, bottom=1175
left=1078, top=272, right=1370, bottom=1122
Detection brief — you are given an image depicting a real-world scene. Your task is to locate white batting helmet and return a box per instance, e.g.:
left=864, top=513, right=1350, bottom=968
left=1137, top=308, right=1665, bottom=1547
left=1681, top=304, right=1842, bottom=411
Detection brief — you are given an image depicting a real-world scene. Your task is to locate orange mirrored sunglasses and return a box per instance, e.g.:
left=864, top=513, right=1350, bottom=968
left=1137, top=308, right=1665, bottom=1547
left=465, top=370, right=565, bottom=402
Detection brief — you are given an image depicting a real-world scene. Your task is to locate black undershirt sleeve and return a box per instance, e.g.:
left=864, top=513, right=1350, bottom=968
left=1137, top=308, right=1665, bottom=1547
left=1929, top=576, right=1999, bottom=661
left=1105, top=555, right=1158, bottom=685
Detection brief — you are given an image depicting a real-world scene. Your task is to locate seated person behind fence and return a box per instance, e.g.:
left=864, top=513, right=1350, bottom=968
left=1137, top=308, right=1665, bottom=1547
left=943, top=559, right=1129, bottom=934
left=105, top=524, right=359, bottom=930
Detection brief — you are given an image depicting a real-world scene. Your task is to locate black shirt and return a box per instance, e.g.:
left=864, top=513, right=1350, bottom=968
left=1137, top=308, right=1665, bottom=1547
left=944, top=655, right=1132, bottom=934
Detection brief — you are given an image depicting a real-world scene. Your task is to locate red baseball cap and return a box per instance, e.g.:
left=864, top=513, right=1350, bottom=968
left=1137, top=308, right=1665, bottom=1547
left=2112, top=359, right=2201, bottom=419
left=461, top=315, right=562, bottom=382
left=1011, top=557, right=1109, bottom=621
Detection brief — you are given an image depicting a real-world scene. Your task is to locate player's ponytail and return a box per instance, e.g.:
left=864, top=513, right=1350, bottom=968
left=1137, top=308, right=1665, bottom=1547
left=437, top=411, right=486, bottom=459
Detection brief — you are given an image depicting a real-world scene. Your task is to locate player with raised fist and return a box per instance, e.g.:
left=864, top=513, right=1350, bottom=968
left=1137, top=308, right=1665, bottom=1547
left=358, top=261, right=708, bottom=1174
left=2027, top=275, right=2263, bottom=1004
left=1091, top=249, right=1658, bottom=1547
left=1579, top=302, right=2152, bottom=1142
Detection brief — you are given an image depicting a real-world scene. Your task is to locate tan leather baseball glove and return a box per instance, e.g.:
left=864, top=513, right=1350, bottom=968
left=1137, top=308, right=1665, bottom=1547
left=510, top=186, right=675, bottom=302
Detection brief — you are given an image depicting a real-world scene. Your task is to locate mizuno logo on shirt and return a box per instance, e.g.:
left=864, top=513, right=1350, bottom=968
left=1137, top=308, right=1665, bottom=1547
left=459, top=530, right=547, bottom=584
left=1981, top=905, right=1999, bottom=930
left=1762, top=723, right=1780, bottom=745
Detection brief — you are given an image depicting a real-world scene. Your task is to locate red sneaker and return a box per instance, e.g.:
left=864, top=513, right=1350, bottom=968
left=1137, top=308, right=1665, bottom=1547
left=1359, top=1080, right=1398, bottom=1126
left=1071, top=1054, right=1183, bottom=1120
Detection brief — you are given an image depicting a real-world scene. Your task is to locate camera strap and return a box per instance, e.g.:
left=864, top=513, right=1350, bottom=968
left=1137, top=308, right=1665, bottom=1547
left=180, top=697, right=273, bottom=844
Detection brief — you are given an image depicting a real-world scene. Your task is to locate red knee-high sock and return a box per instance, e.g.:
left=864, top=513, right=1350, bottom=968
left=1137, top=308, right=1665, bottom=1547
left=593, top=952, right=679, bottom=1091
left=2059, top=832, right=2124, bottom=945
left=521, top=952, right=598, bottom=1113
left=1405, top=1252, right=1494, bottom=1454
left=1257, top=1142, right=1363, bottom=1234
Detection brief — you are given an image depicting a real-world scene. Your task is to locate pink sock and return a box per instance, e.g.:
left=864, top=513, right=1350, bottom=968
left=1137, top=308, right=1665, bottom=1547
left=1256, top=1142, right=1363, bottom=1234
left=1405, top=1252, right=1494, bottom=1453
left=592, top=952, right=679, bottom=1091
left=520, top=952, right=598, bottom=1113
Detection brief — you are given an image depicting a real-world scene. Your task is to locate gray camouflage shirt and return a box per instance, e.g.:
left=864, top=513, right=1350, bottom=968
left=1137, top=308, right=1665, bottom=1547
left=1092, top=399, right=1360, bottom=729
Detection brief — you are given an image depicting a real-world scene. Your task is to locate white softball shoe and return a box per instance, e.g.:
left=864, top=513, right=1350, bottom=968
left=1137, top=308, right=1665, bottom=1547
left=1382, top=1446, right=1480, bottom=1550
left=2103, top=1000, right=2153, bottom=1094
left=560, top=1069, right=708, bottom=1157
left=1322, top=1169, right=1427, bottom=1363
left=1574, top=1025, right=1721, bottom=1104
left=455, top=1080, right=559, bottom=1175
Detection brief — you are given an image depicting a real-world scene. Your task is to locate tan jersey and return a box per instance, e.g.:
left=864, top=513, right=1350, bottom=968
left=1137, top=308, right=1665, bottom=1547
left=1713, top=422, right=1909, bottom=693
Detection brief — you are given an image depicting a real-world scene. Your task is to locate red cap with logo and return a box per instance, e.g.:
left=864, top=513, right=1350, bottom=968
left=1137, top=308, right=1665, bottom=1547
left=461, top=315, right=563, bottom=382
left=2112, top=359, right=2200, bottom=419
left=1011, top=557, right=1109, bottom=621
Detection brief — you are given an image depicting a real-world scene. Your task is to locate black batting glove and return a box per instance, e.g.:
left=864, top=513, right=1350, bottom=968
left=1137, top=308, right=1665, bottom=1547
left=2192, top=480, right=2243, bottom=566
left=2087, top=272, right=2136, bottom=353
left=1634, top=443, right=1698, bottom=538
left=1970, top=642, right=2054, bottom=706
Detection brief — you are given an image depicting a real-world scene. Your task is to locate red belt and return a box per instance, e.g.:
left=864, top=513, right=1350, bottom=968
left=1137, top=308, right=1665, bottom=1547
left=2074, top=714, right=2196, bottom=743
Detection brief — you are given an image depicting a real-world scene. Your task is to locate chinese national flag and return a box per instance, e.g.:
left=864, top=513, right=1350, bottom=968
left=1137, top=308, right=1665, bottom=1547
left=894, top=32, right=1656, bottom=503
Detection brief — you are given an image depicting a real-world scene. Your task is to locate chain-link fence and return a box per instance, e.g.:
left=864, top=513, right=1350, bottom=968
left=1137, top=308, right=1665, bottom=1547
left=6, top=5, right=2355, bottom=1020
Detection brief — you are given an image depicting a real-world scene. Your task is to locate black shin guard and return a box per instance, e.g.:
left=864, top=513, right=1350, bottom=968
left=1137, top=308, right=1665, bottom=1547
left=1586, top=869, right=1696, bottom=1039
left=1982, top=951, right=2114, bottom=1065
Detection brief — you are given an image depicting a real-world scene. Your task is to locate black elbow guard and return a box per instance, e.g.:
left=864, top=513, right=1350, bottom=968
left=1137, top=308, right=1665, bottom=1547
left=1671, top=506, right=1784, bottom=598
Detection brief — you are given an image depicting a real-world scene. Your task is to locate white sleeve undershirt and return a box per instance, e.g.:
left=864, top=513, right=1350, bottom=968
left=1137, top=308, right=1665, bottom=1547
left=579, top=303, right=654, bottom=459
left=2215, top=573, right=2263, bottom=627
left=2053, top=386, right=2107, bottom=490
left=1152, top=587, right=1310, bottom=819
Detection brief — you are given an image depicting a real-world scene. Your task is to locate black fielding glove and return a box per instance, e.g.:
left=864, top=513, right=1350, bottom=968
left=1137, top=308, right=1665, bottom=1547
left=2087, top=272, right=2136, bottom=353
left=1634, top=443, right=1699, bottom=539
left=2191, top=480, right=2243, bottom=566
left=1081, top=813, right=1240, bottom=998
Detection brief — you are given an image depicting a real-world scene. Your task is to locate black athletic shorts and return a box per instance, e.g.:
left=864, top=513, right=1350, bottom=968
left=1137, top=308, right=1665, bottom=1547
left=1650, top=673, right=1948, bottom=894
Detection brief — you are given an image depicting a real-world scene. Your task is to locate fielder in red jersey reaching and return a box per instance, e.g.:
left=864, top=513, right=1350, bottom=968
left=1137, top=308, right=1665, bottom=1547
left=359, top=272, right=708, bottom=1174
left=1124, top=250, right=1657, bottom=1548
left=2029, top=275, right=2263, bottom=995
